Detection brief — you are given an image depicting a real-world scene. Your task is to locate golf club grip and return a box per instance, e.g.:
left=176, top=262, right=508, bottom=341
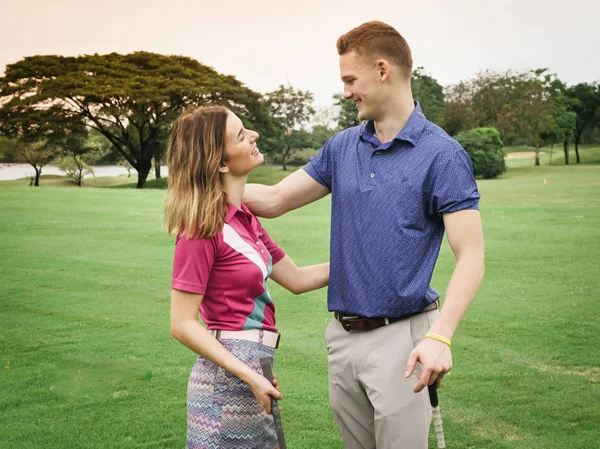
left=259, top=357, right=287, bottom=449
left=427, top=383, right=439, bottom=407
left=428, top=384, right=446, bottom=449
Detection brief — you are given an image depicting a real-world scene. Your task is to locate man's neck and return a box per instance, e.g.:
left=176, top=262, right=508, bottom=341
left=373, top=94, right=415, bottom=144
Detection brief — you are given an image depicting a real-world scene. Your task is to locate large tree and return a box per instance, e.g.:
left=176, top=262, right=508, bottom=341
left=15, top=138, right=56, bottom=186
left=539, top=81, right=577, bottom=165
left=444, top=69, right=576, bottom=167
left=332, top=93, right=360, bottom=130
left=0, top=52, right=274, bottom=187
left=442, top=80, right=473, bottom=136
left=411, top=67, right=444, bottom=125
left=499, top=70, right=571, bottom=166
left=565, top=82, right=600, bottom=163
left=0, top=136, right=22, bottom=163
left=57, top=127, right=102, bottom=186
left=309, top=125, right=336, bottom=150
left=444, top=71, right=517, bottom=138
left=265, top=84, right=315, bottom=170
left=0, top=107, right=66, bottom=185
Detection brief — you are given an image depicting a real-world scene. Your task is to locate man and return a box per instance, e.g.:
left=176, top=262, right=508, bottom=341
left=244, top=21, right=484, bottom=449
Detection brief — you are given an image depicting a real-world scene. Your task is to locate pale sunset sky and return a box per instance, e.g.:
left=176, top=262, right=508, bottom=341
left=1, top=0, right=598, bottom=107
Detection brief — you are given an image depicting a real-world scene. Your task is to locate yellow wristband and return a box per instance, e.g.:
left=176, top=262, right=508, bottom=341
left=424, top=332, right=452, bottom=348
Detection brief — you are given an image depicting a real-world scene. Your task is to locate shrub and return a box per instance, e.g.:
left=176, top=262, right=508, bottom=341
left=455, top=127, right=506, bottom=179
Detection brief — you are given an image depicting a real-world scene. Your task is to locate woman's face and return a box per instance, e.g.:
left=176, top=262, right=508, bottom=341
left=222, top=111, right=263, bottom=176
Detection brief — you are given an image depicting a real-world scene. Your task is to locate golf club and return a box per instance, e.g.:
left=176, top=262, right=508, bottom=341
left=428, top=383, right=446, bottom=449
left=259, top=357, right=287, bottom=449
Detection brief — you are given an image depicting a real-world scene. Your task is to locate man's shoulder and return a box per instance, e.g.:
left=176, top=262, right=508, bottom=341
left=419, top=121, right=466, bottom=159
left=421, top=121, right=462, bottom=150
left=418, top=121, right=467, bottom=169
left=325, top=125, right=364, bottom=148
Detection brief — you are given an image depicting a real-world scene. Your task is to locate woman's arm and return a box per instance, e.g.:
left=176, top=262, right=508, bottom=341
left=269, top=255, right=329, bottom=295
left=170, top=289, right=282, bottom=412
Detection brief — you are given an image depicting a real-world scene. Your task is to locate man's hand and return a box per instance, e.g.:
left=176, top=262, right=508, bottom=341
left=404, top=338, right=452, bottom=393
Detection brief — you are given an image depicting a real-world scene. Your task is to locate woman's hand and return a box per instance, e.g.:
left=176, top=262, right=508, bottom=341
left=247, top=371, right=283, bottom=413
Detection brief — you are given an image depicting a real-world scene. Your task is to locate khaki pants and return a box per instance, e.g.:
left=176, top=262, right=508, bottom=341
left=325, top=308, right=439, bottom=449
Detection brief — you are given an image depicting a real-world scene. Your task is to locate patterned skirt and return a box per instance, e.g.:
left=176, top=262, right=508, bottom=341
left=186, top=338, right=278, bottom=449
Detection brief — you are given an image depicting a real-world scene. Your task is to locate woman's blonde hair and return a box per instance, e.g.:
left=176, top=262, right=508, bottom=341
left=165, top=105, right=230, bottom=238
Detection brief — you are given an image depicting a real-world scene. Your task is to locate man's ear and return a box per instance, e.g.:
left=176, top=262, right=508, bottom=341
left=376, top=59, right=390, bottom=82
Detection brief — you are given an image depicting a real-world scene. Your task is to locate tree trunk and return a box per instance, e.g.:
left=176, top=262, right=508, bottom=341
left=75, top=161, right=83, bottom=187
left=136, top=160, right=152, bottom=188
left=563, top=140, right=569, bottom=165
left=154, top=157, right=161, bottom=179
left=281, top=147, right=289, bottom=171
left=75, top=158, right=84, bottom=186
left=575, top=138, right=581, bottom=164
left=535, top=140, right=540, bottom=166
left=34, top=167, right=41, bottom=186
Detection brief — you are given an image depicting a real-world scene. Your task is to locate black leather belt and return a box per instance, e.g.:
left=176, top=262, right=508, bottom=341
left=334, top=300, right=439, bottom=332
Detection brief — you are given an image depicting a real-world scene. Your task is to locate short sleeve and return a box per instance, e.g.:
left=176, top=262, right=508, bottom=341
left=171, top=235, right=218, bottom=295
left=431, top=148, right=480, bottom=216
left=303, top=137, right=334, bottom=189
left=256, top=219, right=286, bottom=265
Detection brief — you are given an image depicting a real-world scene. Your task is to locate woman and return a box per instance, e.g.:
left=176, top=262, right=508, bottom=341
left=166, top=105, right=329, bottom=449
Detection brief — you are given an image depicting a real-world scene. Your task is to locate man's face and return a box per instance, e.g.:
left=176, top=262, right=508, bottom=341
left=339, top=50, right=382, bottom=122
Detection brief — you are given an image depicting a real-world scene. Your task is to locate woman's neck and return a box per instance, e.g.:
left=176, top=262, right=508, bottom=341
left=221, top=174, right=248, bottom=208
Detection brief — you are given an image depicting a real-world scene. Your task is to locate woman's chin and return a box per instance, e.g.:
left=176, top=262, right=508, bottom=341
left=253, top=153, right=264, bottom=166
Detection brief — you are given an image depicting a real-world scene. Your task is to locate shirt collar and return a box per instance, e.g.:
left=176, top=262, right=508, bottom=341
left=225, top=203, right=240, bottom=223
left=225, top=202, right=253, bottom=224
left=360, top=100, right=427, bottom=147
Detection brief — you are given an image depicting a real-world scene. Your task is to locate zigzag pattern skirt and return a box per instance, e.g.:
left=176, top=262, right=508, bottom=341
left=186, top=338, right=278, bottom=449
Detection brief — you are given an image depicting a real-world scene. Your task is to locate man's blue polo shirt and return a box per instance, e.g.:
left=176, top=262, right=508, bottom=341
left=304, top=102, right=480, bottom=318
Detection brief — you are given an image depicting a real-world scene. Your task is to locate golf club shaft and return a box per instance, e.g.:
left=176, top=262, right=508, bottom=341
left=259, top=357, right=287, bottom=449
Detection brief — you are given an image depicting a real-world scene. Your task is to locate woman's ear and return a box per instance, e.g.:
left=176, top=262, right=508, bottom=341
left=218, top=162, right=229, bottom=173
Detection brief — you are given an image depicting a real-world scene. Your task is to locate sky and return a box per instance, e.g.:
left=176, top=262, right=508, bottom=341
left=1, top=0, right=599, bottom=108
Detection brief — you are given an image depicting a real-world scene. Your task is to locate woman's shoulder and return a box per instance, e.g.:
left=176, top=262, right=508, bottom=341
left=176, top=228, right=223, bottom=247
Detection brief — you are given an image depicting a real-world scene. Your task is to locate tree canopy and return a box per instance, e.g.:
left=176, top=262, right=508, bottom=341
left=0, top=52, right=276, bottom=187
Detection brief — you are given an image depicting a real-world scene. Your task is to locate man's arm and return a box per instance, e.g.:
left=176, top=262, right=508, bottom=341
left=243, top=169, right=330, bottom=218
left=405, top=209, right=485, bottom=392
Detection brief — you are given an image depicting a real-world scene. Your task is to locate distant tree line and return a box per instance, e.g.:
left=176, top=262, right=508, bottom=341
left=1, top=52, right=598, bottom=186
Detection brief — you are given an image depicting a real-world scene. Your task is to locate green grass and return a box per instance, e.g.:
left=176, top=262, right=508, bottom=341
left=1, top=154, right=599, bottom=448
left=504, top=145, right=600, bottom=168
left=2, top=174, right=135, bottom=188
